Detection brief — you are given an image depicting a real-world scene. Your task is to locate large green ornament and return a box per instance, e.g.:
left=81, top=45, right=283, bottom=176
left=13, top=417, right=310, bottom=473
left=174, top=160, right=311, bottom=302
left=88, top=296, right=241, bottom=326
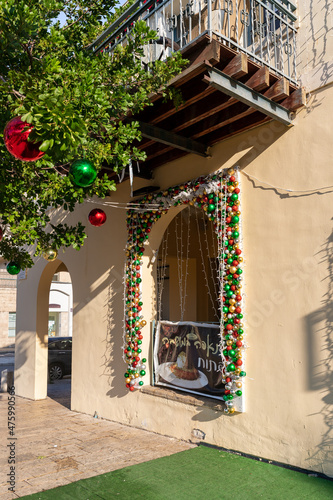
left=7, top=262, right=21, bottom=275
left=69, top=159, right=97, bottom=187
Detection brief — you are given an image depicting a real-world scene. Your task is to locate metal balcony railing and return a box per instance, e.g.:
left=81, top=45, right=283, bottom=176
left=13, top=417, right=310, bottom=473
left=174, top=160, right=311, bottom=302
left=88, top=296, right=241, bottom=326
left=92, top=0, right=298, bottom=84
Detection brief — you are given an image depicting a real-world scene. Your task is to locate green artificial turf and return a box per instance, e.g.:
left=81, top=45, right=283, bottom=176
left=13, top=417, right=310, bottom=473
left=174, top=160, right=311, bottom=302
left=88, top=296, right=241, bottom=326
left=21, top=445, right=333, bottom=500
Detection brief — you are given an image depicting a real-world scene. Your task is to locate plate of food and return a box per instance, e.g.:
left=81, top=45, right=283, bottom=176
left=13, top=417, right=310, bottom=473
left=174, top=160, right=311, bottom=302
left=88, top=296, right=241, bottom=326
left=157, top=351, right=208, bottom=389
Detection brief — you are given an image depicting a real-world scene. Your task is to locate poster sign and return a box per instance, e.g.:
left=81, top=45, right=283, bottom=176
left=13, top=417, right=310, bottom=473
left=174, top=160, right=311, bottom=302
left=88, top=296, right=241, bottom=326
left=154, top=321, right=224, bottom=399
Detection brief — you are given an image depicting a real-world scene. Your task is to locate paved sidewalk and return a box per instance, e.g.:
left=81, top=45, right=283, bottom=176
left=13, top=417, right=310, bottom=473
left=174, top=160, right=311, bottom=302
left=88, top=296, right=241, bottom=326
left=0, top=380, right=194, bottom=500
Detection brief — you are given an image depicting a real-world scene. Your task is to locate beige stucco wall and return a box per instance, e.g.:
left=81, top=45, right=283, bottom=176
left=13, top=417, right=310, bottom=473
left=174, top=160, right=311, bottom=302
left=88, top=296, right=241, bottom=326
left=15, top=81, right=333, bottom=476
left=298, top=0, right=333, bottom=91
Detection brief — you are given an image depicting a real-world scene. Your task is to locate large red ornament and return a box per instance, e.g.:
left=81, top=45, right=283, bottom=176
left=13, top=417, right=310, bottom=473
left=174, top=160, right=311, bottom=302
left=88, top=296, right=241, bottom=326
left=88, top=208, right=106, bottom=227
left=4, top=117, right=45, bottom=162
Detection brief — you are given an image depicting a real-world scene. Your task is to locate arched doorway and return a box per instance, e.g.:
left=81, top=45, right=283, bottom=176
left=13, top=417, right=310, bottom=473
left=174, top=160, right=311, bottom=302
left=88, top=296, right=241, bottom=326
left=46, top=263, right=73, bottom=409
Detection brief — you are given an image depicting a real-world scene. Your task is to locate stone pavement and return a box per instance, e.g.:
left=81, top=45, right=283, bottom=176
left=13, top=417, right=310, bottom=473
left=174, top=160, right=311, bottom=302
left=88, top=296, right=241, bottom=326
left=0, top=380, right=194, bottom=500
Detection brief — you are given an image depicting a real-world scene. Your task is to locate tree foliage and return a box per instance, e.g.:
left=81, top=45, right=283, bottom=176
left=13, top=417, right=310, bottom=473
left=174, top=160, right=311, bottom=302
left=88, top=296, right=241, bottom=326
left=0, top=0, right=185, bottom=268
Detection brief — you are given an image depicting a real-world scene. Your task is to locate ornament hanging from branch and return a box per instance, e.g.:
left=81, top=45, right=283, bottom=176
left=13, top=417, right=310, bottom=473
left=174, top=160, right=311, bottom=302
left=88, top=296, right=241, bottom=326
left=42, top=248, right=58, bottom=262
left=6, top=262, right=21, bottom=275
left=4, top=117, right=45, bottom=162
left=88, top=208, right=107, bottom=227
left=69, top=159, right=97, bottom=188
left=0, top=227, right=3, bottom=242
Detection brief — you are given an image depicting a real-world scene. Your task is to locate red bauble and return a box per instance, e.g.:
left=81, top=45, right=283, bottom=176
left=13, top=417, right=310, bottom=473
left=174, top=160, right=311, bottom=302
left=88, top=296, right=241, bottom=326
left=0, top=227, right=2, bottom=241
left=4, top=117, right=45, bottom=162
left=88, top=208, right=107, bottom=227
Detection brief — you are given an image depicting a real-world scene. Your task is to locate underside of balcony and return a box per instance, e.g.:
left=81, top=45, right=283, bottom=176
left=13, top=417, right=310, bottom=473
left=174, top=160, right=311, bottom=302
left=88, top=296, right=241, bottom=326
left=103, top=34, right=305, bottom=182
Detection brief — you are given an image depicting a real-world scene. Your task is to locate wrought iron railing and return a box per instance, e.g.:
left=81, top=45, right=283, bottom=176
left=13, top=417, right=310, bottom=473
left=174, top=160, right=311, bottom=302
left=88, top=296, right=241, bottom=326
left=92, top=0, right=298, bottom=84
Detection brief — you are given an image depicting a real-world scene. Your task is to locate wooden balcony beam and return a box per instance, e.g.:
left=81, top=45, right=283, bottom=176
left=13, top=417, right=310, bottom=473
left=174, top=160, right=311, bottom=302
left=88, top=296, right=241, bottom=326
left=264, top=78, right=289, bottom=101
left=138, top=121, right=211, bottom=157
left=206, top=67, right=292, bottom=126
left=222, top=53, right=248, bottom=79
left=281, top=88, right=307, bottom=110
left=244, top=67, right=270, bottom=92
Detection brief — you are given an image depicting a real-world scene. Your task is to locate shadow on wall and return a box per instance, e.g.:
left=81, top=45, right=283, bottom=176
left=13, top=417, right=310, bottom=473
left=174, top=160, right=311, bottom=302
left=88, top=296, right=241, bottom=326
left=305, top=0, right=333, bottom=88
left=304, top=224, right=333, bottom=473
left=99, top=265, right=129, bottom=399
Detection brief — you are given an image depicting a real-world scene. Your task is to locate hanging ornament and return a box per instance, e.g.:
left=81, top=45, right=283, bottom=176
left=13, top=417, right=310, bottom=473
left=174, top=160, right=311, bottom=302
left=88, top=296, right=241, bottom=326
left=88, top=208, right=107, bottom=227
left=69, top=159, right=97, bottom=187
left=42, top=248, right=58, bottom=262
left=6, top=262, right=21, bottom=275
left=4, top=117, right=45, bottom=162
left=0, top=227, right=2, bottom=241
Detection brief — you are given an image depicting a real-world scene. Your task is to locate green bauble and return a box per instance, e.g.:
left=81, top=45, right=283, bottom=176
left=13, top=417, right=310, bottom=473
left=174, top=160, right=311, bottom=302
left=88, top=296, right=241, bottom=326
left=227, top=363, right=236, bottom=372
left=7, top=262, right=20, bottom=275
left=207, top=203, right=216, bottom=213
left=69, top=159, right=97, bottom=187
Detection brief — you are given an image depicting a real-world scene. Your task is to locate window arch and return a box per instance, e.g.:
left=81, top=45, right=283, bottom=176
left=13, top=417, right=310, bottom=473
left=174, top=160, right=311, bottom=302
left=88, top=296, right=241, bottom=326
left=123, top=170, right=245, bottom=413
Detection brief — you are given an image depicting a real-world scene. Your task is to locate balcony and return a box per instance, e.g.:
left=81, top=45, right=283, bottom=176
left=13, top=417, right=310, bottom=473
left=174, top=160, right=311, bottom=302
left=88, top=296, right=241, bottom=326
left=92, top=0, right=305, bottom=178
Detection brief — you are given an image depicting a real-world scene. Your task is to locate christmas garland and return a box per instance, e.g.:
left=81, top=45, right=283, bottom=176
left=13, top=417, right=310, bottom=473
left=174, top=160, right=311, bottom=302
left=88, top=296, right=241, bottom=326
left=124, top=169, right=245, bottom=414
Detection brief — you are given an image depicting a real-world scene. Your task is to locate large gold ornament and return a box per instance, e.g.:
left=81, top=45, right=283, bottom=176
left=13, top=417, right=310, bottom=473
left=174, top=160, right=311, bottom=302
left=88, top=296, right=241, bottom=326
left=43, top=248, right=58, bottom=262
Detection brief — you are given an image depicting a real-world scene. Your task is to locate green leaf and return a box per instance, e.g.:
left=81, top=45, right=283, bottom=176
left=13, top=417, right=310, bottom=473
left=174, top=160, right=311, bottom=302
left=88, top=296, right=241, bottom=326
left=39, top=140, right=51, bottom=152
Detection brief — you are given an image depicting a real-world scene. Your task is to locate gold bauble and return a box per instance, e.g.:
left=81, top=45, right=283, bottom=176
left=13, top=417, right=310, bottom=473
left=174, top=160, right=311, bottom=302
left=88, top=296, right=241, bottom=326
left=125, top=377, right=131, bottom=384
left=236, top=382, right=242, bottom=388
left=229, top=306, right=235, bottom=313
left=228, top=407, right=235, bottom=414
left=134, top=372, right=140, bottom=378
left=141, top=320, right=147, bottom=327
left=229, top=298, right=236, bottom=305
left=229, top=266, right=237, bottom=274
left=43, top=248, right=58, bottom=262
left=235, top=367, right=241, bottom=375
left=226, top=340, right=233, bottom=346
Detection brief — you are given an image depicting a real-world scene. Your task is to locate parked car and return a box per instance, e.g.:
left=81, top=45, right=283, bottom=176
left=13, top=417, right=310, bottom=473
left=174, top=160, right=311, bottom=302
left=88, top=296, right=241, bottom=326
left=48, top=337, right=72, bottom=381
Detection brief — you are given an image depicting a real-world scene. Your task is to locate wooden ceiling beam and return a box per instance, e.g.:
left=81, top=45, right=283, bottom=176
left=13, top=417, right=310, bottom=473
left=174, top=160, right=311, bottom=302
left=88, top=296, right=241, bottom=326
left=204, top=111, right=271, bottom=145
left=222, top=53, right=248, bottom=79
left=138, top=121, right=210, bottom=157
left=281, top=88, right=307, bottom=110
left=264, top=78, right=289, bottom=101
left=244, top=66, right=270, bottom=92
left=192, top=104, right=254, bottom=139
